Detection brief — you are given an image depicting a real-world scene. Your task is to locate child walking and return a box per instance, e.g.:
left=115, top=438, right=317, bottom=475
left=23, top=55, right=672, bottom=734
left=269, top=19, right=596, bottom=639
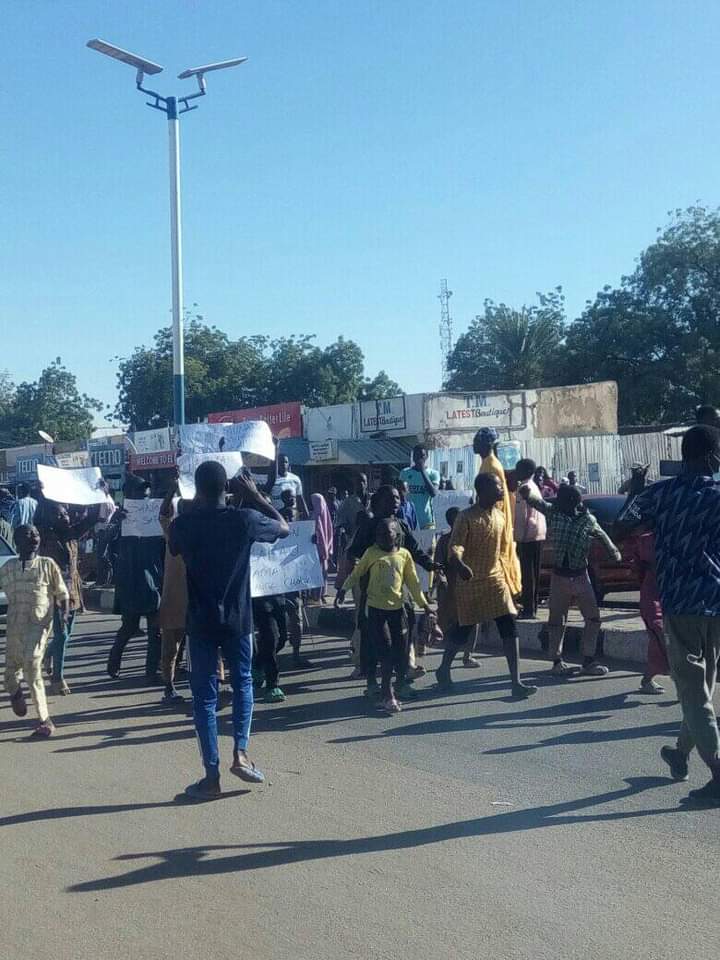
left=0, top=524, right=69, bottom=736
left=338, top=518, right=432, bottom=713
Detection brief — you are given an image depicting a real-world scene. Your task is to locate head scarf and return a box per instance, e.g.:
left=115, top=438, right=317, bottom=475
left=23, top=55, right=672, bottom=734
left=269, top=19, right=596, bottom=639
left=312, top=493, right=334, bottom=565
left=476, top=426, right=499, bottom=445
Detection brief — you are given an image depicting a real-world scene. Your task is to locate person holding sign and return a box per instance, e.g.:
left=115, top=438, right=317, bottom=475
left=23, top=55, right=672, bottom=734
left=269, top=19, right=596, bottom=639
left=338, top=518, right=433, bottom=714
left=474, top=427, right=522, bottom=599
left=266, top=449, right=309, bottom=519
left=169, top=462, right=289, bottom=802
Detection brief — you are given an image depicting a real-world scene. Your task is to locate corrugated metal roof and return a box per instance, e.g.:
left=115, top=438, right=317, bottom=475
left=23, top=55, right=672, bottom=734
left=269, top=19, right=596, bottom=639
left=277, top=438, right=311, bottom=465
left=336, top=438, right=414, bottom=465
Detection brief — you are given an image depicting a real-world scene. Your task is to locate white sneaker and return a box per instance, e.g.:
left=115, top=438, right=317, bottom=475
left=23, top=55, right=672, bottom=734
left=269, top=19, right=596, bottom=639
left=551, top=661, right=578, bottom=677
left=581, top=661, right=609, bottom=677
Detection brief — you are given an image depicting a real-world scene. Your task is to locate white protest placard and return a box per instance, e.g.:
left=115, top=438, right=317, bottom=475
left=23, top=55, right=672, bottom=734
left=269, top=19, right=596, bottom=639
left=121, top=499, right=163, bottom=538
left=413, top=528, right=436, bottom=594
left=177, top=452, right=245, bottom=499
left=250, top=520, right=324, bottom=598
left=37, top=464, right=107, bottom=506
left=433, top=490, right=474, bottom=532
left=178, top=421, right=275, bottom=461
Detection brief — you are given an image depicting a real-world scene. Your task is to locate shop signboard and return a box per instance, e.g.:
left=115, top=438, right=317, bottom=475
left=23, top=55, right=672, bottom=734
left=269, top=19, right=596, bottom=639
left=309, top=439, right=337, bottom=462
left=129, top=450, right=177, bottom=471
left=359, top=396, right=407, bottom=433
left=208, top=402, right=302, bottom=439
left=132, top=427, right=171, bottom=454
left=425, top=392, right=521, bottom=433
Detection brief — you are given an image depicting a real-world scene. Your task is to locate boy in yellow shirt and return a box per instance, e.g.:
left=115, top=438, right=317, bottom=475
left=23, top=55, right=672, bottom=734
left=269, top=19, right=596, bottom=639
left=338, top=518, right=432, bottom=713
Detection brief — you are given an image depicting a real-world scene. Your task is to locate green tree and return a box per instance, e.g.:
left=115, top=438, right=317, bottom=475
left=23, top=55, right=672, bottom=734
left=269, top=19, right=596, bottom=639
left=0, top=359, right=103, bottom=445
left=358, top=370, right=403, bottom=401
left=115, top=318, right=404, bottom=427
left=561, top=206, right=720, bottom=424
left=445, top=289, right=565, bottom=391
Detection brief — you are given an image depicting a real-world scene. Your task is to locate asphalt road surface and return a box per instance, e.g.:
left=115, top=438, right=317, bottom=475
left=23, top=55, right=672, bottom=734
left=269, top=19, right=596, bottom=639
left=1, top=611, right=717, bottom=960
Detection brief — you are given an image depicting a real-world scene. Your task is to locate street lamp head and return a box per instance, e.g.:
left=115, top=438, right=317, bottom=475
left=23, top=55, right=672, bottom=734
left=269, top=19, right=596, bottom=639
left=177, top=57, right=248, bottom=80
left=87, top=39, right=164, bottom=76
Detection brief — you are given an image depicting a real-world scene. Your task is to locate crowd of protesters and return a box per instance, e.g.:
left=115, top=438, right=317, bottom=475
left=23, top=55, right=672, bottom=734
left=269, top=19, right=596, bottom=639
left=3, top=407, right=720, bottom=807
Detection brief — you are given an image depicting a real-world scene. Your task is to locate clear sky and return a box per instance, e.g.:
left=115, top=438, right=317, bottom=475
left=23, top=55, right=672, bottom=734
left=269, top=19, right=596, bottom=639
left=4, top=1, right=720, bottom=419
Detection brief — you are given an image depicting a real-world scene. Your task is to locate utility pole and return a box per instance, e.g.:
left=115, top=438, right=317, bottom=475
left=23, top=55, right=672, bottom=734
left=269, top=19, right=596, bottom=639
left=438, top=279, right=453, bottom=388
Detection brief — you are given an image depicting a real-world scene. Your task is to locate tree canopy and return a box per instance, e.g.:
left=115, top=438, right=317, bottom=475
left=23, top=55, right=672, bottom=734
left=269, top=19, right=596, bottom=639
left=115, top=317, right=405, bottom=429
left=445, top=289, right=565, bottom=392
left=0, top=360, right=104, bottom=446
left=447, top=206, right=720, bottom=426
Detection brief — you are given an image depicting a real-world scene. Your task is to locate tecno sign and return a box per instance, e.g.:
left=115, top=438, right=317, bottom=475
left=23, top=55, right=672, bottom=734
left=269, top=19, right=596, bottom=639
left=426, top=393, right=520, bottom=432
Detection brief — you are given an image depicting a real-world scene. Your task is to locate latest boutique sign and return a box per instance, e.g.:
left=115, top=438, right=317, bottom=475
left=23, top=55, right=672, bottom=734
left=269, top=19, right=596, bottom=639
left=359, top=397, right=407, bottom=433
left=425, top=392, right=521, bottom=433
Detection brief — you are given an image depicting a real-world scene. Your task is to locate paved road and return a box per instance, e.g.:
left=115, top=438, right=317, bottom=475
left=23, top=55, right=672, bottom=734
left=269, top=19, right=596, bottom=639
left=1, top=611, right=717, bottom=960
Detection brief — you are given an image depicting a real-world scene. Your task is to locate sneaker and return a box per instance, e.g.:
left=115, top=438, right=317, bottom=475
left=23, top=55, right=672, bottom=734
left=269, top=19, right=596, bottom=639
left=551, top=661, right=578, bottom=678
left=382, top=697, right=401, bottom=714
left=406, top=665, right=426, bottom=679
left=395, top=683, right=420, bottom=700
left=49, top=679, right=71, bottom=696
left=31, top=720, right=56, bottom=738
left=462, top=656, right=482, bottom=668
left=581, top=662, right=609, bottom=677
left=661, top=745, right=689, bottom=782
left=512, top=682, right=538, bottom=699
left=10, top=688, right=27, bottom=717
left=686, top=779, right=720, bottom=806
left=640, top=678, right=665, bottom=695
left=264, top=686, right=286, bottom=703
left=184, top=776, right=222, bottom=802
left=349, top=666, right=366, bottom=680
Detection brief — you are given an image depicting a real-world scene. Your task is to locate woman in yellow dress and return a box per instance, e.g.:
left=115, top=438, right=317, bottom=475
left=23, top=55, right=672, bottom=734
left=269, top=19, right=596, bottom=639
left=473, top=427, right=522, bottom=597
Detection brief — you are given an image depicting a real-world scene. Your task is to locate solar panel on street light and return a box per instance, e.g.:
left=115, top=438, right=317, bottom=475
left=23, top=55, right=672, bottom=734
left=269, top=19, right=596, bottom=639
left=177, top=57, right=248, bottom=79
left=86, top=38, right=164, bottom=75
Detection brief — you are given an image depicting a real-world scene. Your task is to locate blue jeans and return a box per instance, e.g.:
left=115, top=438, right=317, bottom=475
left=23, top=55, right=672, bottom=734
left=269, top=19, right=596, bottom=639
left=50, top=607, right=77, bottom=683
left=188, top=632, right=254, bottom=780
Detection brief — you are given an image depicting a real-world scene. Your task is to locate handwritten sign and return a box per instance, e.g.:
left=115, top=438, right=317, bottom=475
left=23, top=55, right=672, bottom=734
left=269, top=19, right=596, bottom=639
left=433, top=491, right=474, bottom=532
left=178, top=421, right=275, bottom=461
left=413, top=528, right=436, bottom=594
left=250, top=520, right=324, bottom=598
left=177, top=452, right=245, bottom=499
left=122, top=499, right=163, bottom=538
left=37, top=464, right=107, bottom=506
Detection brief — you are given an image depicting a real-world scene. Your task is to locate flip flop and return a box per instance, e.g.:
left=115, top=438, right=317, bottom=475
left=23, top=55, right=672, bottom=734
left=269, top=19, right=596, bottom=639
left=230, top=760, right=265, bottom=784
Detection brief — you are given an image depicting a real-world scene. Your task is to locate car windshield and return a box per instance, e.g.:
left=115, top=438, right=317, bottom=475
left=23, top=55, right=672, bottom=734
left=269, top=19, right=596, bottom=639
left=584, top=497, right=625, bottom=525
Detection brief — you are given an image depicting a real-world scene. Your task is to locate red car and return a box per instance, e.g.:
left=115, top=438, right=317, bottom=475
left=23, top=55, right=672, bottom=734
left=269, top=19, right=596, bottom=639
left=538, top=494, right=638, bottom=602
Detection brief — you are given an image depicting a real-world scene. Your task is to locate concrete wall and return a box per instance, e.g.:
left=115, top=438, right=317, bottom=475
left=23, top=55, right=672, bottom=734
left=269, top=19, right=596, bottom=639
left=532, top=381, right=618, bottom=438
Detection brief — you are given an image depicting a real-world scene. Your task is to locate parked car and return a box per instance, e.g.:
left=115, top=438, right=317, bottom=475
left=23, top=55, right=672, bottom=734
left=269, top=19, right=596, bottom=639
left=538, top=494, right=638, bottom=602
left=0, top=533, right=16, bottom=615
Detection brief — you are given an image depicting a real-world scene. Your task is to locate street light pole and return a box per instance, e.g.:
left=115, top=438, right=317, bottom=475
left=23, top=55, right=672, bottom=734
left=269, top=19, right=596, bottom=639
left=167, top=96, right=185, bottom=425
left=86, top=40, right=247, bottom=427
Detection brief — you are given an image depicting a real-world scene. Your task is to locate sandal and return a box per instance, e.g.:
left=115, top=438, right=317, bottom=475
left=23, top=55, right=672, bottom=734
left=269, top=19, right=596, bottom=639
left=31, top=720, right=56, bottom=738
left=230, top=759, right=265, bottom=784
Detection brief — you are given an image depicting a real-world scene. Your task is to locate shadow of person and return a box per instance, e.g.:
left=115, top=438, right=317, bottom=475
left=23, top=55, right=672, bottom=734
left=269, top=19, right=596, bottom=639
left=67, top=776, right=688, bottom=893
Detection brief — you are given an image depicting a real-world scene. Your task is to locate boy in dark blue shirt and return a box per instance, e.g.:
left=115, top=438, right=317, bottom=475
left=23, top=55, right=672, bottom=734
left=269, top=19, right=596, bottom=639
left=169, top=461, right=289, bottom=801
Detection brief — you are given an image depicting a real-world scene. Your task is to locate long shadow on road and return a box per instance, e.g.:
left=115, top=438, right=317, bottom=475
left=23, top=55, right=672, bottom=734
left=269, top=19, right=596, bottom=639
left=64, top=776, right=688, bottom=893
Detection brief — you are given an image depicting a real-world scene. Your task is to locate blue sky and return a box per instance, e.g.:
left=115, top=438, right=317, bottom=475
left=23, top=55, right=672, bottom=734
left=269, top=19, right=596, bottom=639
left=4, top=1, right=720, bottom=419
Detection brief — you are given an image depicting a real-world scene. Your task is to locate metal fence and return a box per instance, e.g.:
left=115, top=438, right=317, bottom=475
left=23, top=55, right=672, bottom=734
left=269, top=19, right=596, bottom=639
left=430, top=432, right=682, bottom=495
